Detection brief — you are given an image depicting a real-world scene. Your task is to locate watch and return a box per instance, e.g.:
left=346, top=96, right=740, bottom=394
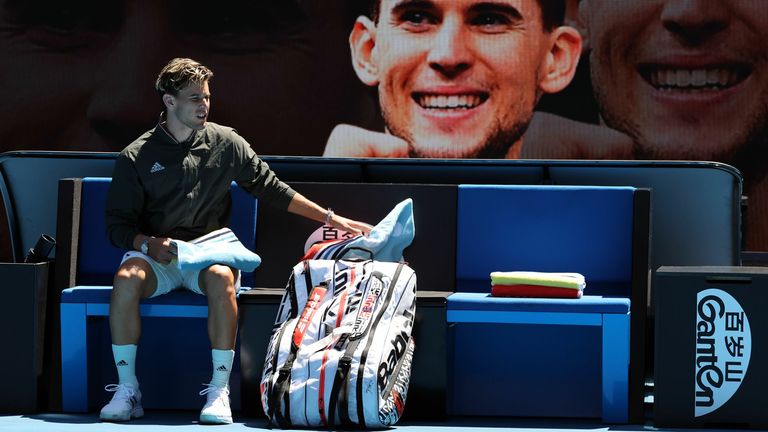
left=140, top=237, right=152, bottom=255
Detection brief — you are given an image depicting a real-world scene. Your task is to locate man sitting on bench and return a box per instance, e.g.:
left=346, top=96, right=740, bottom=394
left=101, top=57, right=371, bottom=425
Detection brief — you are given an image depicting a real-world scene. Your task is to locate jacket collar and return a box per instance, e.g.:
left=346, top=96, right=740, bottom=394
left=153, top=111, right=201, bottom=146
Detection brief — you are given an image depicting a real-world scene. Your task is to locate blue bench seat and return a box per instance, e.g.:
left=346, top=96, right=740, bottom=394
left=447, top=292, right=630, bottom=422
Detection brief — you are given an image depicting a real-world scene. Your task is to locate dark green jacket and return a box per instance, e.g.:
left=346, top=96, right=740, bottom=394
left=105, top=121, right=295, bottom=250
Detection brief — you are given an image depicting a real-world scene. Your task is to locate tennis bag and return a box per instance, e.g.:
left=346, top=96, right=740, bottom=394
left=260, top=258, right=417, bottom=428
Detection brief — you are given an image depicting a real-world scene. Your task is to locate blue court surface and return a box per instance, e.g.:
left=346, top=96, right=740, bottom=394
left=0, top=412, right=763, bottom=432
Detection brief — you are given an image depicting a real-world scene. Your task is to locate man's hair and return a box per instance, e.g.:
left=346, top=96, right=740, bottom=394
left=155, top=58, right=214, bottom=96
left=370, top=0, right=566, bottom=31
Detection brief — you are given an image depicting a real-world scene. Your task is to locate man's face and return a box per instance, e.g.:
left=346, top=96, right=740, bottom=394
left=168, top=81, right=210, bottom=132
left=369, top=0, right=555, bottom=158
left=583, top=0, right=768, bottom=173
left=0, top=0, right=372, bottom=155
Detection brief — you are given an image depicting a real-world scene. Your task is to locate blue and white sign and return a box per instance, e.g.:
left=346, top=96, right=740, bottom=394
left=695, top=289, right=751, bottom=417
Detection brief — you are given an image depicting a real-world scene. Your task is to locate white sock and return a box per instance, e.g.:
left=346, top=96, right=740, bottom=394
left=112, top=344, right=139, bottom=388
left=210, top=349, right=235, bottom=388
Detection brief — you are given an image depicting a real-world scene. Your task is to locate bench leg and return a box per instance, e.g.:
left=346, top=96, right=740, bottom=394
left=602, top=313, right=629, bottom=423
left=61, top=303, right=89, bottom=412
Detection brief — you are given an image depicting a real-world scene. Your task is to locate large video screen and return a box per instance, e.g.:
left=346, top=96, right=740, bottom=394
left=1, top=0, right=765, bottom=250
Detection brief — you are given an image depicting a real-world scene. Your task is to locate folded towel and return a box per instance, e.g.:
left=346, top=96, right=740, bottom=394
left=173, top=227, right=262, bottom=272
left=490, top=271, right=586, bottom=290
left=491, top=284, right=583, bottom=299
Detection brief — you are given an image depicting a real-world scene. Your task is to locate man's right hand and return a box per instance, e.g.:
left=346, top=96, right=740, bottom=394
left=147, top=237, right=177, bottom=264
left=323, top=124, right=410, bottom=158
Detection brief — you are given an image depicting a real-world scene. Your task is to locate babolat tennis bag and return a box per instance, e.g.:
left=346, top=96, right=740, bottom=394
left=260, top=258, right=417, bottom=428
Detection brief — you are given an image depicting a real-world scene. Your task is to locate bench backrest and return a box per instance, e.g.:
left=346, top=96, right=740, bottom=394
left=455, top=185, right=648, bottom=297
left=76, top=177, right=258, bottom=287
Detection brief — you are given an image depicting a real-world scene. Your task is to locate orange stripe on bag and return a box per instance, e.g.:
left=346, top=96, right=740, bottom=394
left=293, top=286, right=327, bottom=347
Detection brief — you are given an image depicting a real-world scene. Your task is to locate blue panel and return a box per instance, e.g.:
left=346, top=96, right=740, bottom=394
left=446, top=295, right=631, bottom=422
left=85, top=315, right=242, bottom=411
left=229, top=184, right=258, bottom=287
left=78, top=178, right=124, bottom=285
left=86, top=303, right=209, bottom=318
left=447, top=310, right=602, bottom=326
left=62, top=286, right=209, bottom=306
left=602, top=314, right=630, bottom=423
left=449, top=322, right=602, bottom=418
left=60, top=303, right=89, bottom=412
left=447, top=292, right=630, bottom=314
left=456, top=185, right=635, bottom=294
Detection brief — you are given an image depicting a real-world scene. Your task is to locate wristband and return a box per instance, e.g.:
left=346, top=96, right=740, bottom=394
left=324, top=208, right=334, bottom=225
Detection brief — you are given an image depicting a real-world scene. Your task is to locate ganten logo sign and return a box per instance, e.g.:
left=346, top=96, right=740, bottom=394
left=695, top=289, right=751, bottom=417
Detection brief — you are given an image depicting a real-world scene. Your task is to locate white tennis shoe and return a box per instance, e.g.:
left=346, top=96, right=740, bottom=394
left=99, top=383, right=144, bottom=422
left=199, top=383, right=233, bottom=424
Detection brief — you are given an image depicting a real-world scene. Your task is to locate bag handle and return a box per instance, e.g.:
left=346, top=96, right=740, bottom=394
left=336, top=246, right=374, bottom=261
left=299, top=325, right=352, bottom=357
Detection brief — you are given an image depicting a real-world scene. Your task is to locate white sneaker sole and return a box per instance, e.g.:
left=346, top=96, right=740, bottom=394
left=199, top=413, right=233, bottom=424
left=100, top=407, right=144, bottom=422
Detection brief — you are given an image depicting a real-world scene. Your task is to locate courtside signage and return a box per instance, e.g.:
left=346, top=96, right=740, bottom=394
left=695, top=288, right=751, bottom=417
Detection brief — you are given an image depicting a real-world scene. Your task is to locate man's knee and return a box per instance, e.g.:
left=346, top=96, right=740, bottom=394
left=113, top=258, right=155, bottom=300
left=201, top=265, right=237, bottom=299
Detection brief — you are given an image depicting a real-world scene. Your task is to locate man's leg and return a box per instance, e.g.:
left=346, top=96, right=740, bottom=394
left=201, top=264, right=238, bottom=350
left=198, top=264, right=238, bottom=425
left=100, top=257, right=158, bottom=422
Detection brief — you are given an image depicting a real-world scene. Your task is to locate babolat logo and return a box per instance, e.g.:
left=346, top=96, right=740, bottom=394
left=695, top=289, right=751, bottom=417
left=378, top=337, right=415, bottom=425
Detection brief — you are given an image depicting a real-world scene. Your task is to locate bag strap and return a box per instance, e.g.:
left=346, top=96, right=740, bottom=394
left=355, top=263, right=405, bottom=426
left=268, top=283, right=328, bottom=428
left=301, top=260, right=313, bottom=299
left=327, top=261, right=362, bottom=426
left=263, top=318, right=290, bottom=426
left=267, top=357, right=294, bottom=428
left=330, top=264, right=400, bottom=426
left=327, top=336, right=360, bottom=427
left=266, top=327, right=296, bottom=429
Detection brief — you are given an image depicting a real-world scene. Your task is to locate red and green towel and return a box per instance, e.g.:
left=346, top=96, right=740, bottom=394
left=490, top=271, right=585, bottom=299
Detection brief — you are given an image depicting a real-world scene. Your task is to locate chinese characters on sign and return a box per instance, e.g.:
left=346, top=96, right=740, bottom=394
left=320, top=226, right=356, bottom=242
left=695, top=289, right=751, bottom=417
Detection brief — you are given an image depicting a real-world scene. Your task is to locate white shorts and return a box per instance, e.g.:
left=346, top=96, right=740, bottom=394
left=120, top=251, right=241, bottom=298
